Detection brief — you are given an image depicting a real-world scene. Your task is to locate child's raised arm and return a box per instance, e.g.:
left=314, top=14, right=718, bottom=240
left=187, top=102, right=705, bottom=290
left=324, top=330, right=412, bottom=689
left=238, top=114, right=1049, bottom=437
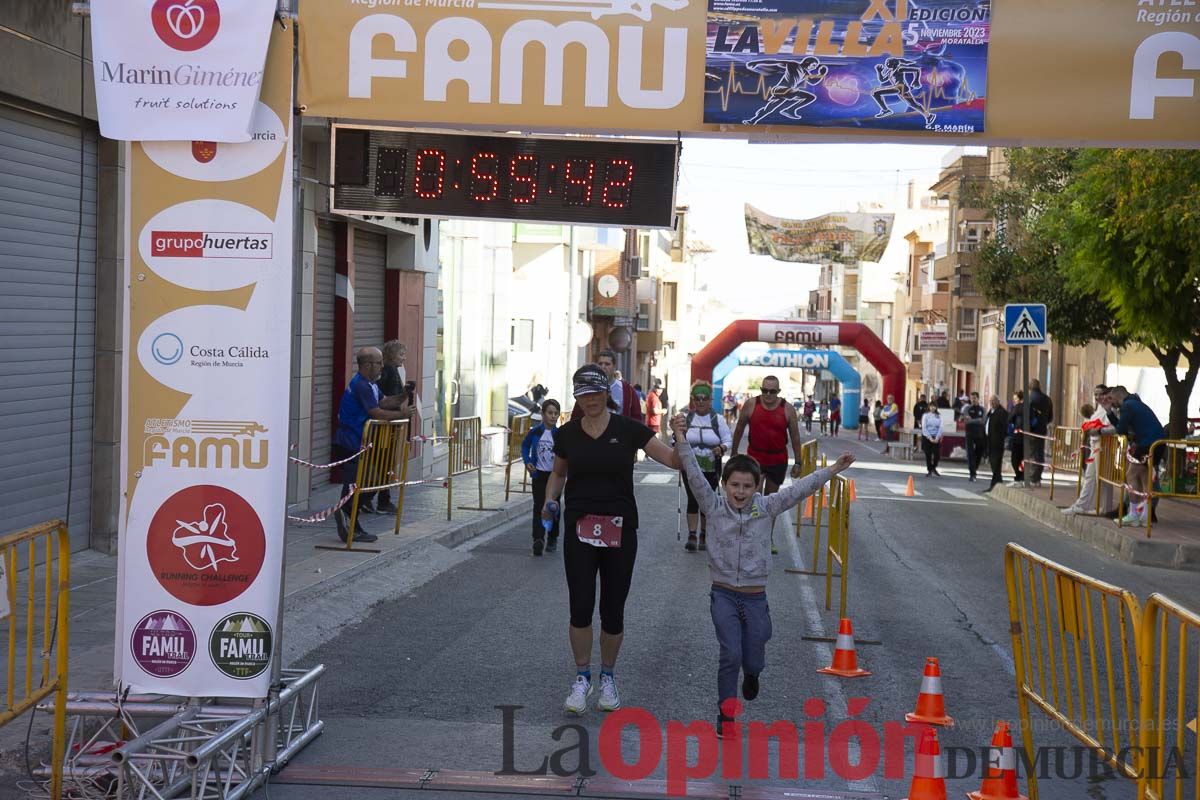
left=670, top=414, right=720, bottom=517
left=764, top=453, right=855, bottom=517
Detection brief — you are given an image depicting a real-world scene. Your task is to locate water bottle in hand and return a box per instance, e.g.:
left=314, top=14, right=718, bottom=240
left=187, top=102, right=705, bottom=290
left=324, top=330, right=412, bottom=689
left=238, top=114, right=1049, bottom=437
left=543, top=500, right=560, bottom=534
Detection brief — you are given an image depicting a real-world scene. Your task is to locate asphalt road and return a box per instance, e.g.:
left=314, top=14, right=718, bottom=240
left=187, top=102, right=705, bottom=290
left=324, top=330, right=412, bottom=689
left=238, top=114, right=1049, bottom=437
left=261, top=435, right=1200, bottom=800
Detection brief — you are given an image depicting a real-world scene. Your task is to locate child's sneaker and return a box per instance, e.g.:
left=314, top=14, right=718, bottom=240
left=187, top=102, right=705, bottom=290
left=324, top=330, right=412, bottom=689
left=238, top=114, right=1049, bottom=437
left=564, top=676, right=593, bottom=715
left=598, top=673, right=621, bottom=711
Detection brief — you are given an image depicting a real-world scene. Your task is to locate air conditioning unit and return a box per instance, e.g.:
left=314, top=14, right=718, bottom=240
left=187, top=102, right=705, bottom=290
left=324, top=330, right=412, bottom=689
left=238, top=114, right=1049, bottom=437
left=623, top=255, right=642, bottom=280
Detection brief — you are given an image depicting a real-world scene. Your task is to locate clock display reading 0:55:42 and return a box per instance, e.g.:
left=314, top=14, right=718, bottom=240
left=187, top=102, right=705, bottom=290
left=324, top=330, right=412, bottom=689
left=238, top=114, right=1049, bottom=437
left=331, top=126, right=680, bottom=228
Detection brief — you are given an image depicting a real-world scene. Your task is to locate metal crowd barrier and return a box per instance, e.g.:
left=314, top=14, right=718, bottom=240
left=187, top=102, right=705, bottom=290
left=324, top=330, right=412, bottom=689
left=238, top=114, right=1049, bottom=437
left=1096, top=433, right=1130, bottom=518
left=1004, top=543, right=1143, bottom=799
left=503, top=414, right=534, bottom=501
left=823, top=474, right=851, bottom=618
left=1144, top=439, right=1199, bottom=537
left=317, top=419, right=410, bottom=553
left=793, top=440, right=820, bottom=538
left=1137, top=593, right=1200, bottom=800
left=1049, top=426, right=1086, bottom=502
left=448, top=416, right=497, bottom=520
left=1, top=520, right=70, bottom=799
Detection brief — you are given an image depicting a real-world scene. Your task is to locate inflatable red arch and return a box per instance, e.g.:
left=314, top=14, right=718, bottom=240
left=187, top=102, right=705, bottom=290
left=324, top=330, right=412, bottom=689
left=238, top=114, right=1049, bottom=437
left=690, top=320, right=906, bottom=422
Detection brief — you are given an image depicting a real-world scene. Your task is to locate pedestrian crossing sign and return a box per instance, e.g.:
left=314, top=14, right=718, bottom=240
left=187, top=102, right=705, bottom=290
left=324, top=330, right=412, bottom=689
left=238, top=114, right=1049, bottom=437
left=1004, top=304, right=1047, bottom=345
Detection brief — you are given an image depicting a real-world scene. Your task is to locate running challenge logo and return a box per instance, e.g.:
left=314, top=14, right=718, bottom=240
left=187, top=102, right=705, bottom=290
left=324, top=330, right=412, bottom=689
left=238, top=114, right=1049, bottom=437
left=151, top=231, right=273, bottom=259
left=152, top=0, right=222, bottom=52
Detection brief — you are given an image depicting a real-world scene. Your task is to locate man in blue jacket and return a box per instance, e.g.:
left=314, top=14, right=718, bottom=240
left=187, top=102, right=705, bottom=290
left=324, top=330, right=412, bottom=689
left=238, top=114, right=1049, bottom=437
left=1109, top=385, right=1166, bottom=525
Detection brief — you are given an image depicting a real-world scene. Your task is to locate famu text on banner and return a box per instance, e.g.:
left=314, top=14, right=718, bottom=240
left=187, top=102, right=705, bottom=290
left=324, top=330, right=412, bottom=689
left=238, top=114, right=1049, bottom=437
left=89, top=0, right=277, bottom=142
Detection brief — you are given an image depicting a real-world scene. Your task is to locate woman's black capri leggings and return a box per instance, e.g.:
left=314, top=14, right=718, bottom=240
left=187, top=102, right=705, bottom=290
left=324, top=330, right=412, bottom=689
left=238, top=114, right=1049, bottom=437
left=563, top=511, right=638, bottom=635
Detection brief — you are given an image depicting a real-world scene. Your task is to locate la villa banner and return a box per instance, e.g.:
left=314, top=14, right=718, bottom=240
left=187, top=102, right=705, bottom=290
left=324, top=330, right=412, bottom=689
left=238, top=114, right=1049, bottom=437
left=115, top=25, right=293, bottom=697
left=89, top=0, right=277, bottom=142
left=297, top=0, right=1199, bottom=147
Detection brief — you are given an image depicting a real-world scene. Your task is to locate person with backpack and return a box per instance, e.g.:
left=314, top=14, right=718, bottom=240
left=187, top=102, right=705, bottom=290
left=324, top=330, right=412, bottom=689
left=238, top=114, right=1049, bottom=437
left=679, top=381, right=733, bottom=552
left=1027, top=379, right=1054, bottom=486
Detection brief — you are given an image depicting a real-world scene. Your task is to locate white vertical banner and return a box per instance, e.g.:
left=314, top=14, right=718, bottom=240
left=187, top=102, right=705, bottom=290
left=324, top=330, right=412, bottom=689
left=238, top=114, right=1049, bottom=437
left=115, top=27, right=293, bottom=697
left=90, top=0, right=277, bottom=142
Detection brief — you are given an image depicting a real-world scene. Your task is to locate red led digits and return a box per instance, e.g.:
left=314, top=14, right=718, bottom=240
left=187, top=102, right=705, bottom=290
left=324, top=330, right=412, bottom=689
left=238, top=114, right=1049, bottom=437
left=510, top=155, right=539, bottom=204
left=469, top=152, right=500, bottom=201
left=562, top=159, right=595, bottom=206
left=601, top=159, right=635, bottom=209
left=413, top=148, right=446, bottom=199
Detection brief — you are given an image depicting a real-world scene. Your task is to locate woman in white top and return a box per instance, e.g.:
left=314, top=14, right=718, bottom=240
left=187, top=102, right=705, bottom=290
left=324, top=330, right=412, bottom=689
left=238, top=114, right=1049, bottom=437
left=680, top=381, right=734, bottom=552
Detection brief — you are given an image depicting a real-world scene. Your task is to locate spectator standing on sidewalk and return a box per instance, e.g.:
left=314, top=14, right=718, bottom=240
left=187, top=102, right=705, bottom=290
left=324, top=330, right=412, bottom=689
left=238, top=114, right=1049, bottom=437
left=332, top=347, right=411, bottom=544
left=881, top=394, right=900, bottom=453
left=872, top=400, right=884, bottom=441
left=1027, top=379, right=1054, bottom=486
left=1063, top=394, right=1116, bottom=516
left=858, top=398, right=871, bottom=441
left=1009, top=391, right=1025, bottom=483
left=963, top=391, right=986, bottom=482
left=920, top=404, right=944, bottom=476
left=522, top=399, right=562, bottom=556
left=374, top=339, right=416, bottom=515
left=645, top=383, right=664, bottom=440
left=672, top=413, right=854, bottom=736
left=1109, top=385, right=1166, bottom=525
left=912, top=393, right=930, bottom=428
left=982, top=396, right=1009, bottom=492
left=829, top=391, right=843, bottom=437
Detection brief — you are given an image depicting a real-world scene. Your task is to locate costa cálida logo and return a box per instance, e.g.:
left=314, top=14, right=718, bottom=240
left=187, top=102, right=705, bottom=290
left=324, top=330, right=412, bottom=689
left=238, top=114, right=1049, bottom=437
left=152, top=0, right=221, bottom=52
left=150, top=231, right=273, bottom=259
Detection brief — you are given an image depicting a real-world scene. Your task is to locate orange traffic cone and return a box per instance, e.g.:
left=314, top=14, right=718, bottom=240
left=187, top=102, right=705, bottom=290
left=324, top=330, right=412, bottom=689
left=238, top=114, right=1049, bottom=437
left=848, top=479, right=858, bottom=502
left=803, top=495, right=813, bottom=518
left=905, top=476, right=916, bottom=497
left=906, top=657, right=954, bottom=726
left=968, top=721, right=1028, bottom=800
left=817, top=618, right=871, bottom=678
left=903, top=726, right=948, bottom=800
left=821, top=489, right=829, bottom=507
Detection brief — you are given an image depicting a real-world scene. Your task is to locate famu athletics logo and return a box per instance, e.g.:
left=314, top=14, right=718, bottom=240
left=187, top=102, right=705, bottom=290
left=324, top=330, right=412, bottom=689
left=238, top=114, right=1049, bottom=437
left=209, top=612, right=272, bottom=679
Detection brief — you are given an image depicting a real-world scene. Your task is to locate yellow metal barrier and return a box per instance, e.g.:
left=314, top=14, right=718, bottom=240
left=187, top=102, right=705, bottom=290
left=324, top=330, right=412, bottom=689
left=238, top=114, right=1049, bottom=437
left=317, top=419, right=410, bottom=553
left=1096, top=433, right=1130, bottom=519
left=1, top=520, right=70, bottom=800
left=1144, top=440, right=1200, bottom=537
left=1004, top=543, right=1143, bottom=799
left=1137, top=593, right=1200, bottom=800
left=792, top=440, right=820, bottom=539
left=824, top=474, right=850, bottom=618
left=448, top=416, right=498, bottom=520
left=1049, top=426, right=1086, bottom=502
left=503, top=415, right=534, bottom=501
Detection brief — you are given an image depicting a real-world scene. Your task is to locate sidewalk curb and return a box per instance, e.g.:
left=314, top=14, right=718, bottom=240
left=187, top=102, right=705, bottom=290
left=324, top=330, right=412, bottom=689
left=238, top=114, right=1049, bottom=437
left=988, top=484, right=1200, bottom=571
left=284, top=496, right=529, bottom=608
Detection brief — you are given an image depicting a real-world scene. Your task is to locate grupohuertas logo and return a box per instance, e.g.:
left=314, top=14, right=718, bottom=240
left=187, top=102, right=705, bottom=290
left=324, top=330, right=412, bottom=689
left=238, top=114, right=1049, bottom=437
left=210, top=613, right=272, bottom=679
left=152, top=0, right=221, bottom=52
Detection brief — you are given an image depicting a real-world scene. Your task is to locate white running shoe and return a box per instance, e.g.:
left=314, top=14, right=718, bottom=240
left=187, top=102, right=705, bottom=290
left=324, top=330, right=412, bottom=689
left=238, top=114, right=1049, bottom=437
left=564, top=676, right=593, bottom=715
left=1120, top=511, right=1144, bottom=526
left=598, top=673, right=621, bottom=712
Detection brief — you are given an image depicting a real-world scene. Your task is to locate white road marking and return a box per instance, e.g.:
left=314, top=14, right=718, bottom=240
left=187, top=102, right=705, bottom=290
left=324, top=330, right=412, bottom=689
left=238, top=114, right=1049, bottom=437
left=639, top=473, right=677, bottom=485
left=882, top=482, right=922, bottom=496
left=857, top=495, right=986, bottom=506
left=939, top=486, right=984, bottom=501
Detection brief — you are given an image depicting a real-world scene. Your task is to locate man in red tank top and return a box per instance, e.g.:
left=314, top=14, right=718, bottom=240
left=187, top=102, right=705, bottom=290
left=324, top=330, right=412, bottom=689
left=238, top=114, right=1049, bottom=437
left=731, top=375, right=805, bottom=494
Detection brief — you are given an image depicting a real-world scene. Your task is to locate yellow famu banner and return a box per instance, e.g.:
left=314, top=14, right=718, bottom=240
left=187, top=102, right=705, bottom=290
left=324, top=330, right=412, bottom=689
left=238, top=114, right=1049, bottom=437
left=116, top=25, right=294, bottom=698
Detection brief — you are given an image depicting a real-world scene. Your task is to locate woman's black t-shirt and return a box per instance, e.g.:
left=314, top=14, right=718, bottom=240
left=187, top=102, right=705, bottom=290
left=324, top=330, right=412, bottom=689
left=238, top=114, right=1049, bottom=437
left=553, top=413, right=655, bottom=528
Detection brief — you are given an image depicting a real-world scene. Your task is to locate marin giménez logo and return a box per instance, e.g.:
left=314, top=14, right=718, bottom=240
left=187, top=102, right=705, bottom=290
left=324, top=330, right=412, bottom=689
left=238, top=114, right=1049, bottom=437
left=152, top=0, right=221, bottom=52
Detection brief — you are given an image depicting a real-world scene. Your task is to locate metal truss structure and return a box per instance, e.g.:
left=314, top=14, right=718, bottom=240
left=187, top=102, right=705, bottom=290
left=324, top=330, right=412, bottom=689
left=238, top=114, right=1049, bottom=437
left=31, top=665, right=324, bottom=799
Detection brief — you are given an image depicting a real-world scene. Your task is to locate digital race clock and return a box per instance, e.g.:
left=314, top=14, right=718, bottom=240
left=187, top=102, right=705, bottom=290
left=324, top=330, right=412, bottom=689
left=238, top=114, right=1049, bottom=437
left=331, top=126, right=680, bottom=229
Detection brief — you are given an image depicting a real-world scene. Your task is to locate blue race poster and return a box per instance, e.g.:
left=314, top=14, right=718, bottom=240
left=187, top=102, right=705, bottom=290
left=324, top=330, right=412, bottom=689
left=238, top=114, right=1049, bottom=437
left=704, top=0, right=990, bottom=133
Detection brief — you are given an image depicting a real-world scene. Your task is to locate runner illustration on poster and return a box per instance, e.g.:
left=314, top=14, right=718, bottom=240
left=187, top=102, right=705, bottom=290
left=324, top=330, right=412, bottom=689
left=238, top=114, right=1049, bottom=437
left=704, top=0, right=991, bottom=133
left=871, top=57, right=936, bottom=128
left=741, top=57, right=829, bottom=125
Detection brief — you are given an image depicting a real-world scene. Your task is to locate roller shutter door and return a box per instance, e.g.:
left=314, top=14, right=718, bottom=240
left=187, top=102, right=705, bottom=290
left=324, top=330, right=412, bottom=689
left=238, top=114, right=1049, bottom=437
left=311, top=220, right=336, bottom=471
left=353, top=228, right=386, bottom=352
left=0, top=105, right=97, bottom=551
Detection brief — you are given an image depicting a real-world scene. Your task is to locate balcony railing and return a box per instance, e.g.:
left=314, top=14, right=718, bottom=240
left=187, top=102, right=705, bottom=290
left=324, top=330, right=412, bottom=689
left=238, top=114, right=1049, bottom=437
left=957, top=329, right=977, bottom=342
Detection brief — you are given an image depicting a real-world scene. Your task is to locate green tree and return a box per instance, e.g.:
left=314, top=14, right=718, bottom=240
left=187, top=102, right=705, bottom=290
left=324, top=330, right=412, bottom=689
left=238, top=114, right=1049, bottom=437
left=976, top=148, right=1200, bottom=437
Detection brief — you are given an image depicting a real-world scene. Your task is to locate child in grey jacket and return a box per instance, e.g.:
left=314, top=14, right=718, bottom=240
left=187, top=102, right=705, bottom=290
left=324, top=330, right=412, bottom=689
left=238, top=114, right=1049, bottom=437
left=670, top=414, right=855, bottom=731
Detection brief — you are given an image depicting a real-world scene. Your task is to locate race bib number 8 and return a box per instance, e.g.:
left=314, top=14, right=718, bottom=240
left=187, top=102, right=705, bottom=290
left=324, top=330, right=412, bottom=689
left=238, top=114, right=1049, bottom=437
left=576, top=514, right=623, bottom=548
